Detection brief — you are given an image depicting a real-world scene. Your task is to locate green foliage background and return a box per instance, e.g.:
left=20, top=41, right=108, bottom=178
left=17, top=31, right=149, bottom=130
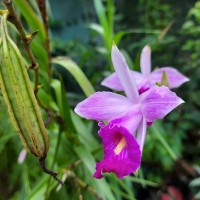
left=0, top=0, right=200, bottom=199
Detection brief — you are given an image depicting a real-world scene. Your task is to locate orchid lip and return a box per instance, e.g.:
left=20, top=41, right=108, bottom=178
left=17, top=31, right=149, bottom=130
left=94, top=124, right=141, bottom=179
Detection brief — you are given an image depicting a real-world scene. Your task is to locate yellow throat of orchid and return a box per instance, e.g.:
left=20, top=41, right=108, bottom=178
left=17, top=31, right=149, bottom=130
left=114, top=137, right=127, bottom=155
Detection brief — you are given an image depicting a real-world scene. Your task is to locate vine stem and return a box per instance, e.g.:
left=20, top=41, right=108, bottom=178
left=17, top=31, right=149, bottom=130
left=39, top=156, right=63, bottom=185
left=36, top=0, right=52, bottom=77
left=3, top=0, right=39, bottom=94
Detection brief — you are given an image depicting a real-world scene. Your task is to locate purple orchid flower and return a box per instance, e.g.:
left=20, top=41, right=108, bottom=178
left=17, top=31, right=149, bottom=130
left=101, top=45, right=189, bottom=94
left=74, top=44, right=184, bottom=179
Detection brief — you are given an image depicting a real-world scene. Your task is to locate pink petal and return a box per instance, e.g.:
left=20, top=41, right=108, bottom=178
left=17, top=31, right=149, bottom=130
left=18, top=149, right=27, bottom=164
left=93, top=124, right=141, bottom=179
left=140, top=45, right=151, bottom=77
left=150, top=67, right=189, bottom=88
left=137, top=80, right=151, bottom=94
left=101, top=72, right=123, bottom=91
left=74, top=92, right=133, bottom=121
left=136, top=117, right=147, bottom=153
left=110, top=104, right=142, bottom=134
left=101, top=71, right=144, bottom=92
left=140, top=85, right=184, bottom=122
left=111, top=44, right=139, bottom=103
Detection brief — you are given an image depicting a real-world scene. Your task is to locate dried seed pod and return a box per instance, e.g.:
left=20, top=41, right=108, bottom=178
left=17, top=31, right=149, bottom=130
left=0, top=13, right=62, bottom=185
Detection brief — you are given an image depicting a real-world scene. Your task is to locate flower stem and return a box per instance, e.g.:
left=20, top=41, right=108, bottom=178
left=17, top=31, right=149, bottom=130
left=39, top=156, right=63, bottom=185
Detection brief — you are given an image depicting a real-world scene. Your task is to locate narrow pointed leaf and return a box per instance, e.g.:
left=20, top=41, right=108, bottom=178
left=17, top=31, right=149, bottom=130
left=52, top=57, right=95, bottom=97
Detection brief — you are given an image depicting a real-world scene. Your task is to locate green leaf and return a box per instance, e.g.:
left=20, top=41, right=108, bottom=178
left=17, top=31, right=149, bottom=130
left=37, top=88, right=58, bottom=111
left=52, top=57, right=95, bottom=97
left=93, top=0, right=113, bottom=51
left=0, top=132, right=16, bottom=154
left=13, top=0, right=46, bottom=43
left=71, top=111, right=100, bottom=152
left=150, top=121, right=177, bottom=161
left=26, top=176, right=49, bottom=199
left=31, top=40, right=48, bottom=71
left=87, top=23, right=104, bottom=36
left=50, top=79, right=76, bottom=131
left=93, top=0, right=109, bottom=37
left=75, top=145, right=116, bottom=200
left=125, top=176, right=159, bottom=187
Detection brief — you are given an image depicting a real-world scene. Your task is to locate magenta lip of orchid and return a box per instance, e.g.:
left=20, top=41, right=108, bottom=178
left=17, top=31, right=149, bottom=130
left=93, top=122, right=141, bottom=179
left=74, top=44, right=184, bottom=179
left=101, top=45, right=189, bottom=94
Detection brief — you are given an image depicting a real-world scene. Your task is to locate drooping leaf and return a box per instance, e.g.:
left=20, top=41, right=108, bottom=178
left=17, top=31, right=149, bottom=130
left=52, top=57, right=95, bottom=97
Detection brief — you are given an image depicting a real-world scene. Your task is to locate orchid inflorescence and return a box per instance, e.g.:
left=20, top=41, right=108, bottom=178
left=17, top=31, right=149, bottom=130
left=74, top=44, right=189, bottom=179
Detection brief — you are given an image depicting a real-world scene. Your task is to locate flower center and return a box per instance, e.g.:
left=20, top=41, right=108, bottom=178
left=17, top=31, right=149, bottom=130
left=114, top=137, right=127, bottom=155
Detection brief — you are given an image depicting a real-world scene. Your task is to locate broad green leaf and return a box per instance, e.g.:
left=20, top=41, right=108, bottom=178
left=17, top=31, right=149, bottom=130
left=52, top=57, right=95, bottom=97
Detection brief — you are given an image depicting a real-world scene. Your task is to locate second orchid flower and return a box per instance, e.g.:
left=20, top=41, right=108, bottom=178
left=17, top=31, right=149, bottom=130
left=102, top=45, right=189, bottom=94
